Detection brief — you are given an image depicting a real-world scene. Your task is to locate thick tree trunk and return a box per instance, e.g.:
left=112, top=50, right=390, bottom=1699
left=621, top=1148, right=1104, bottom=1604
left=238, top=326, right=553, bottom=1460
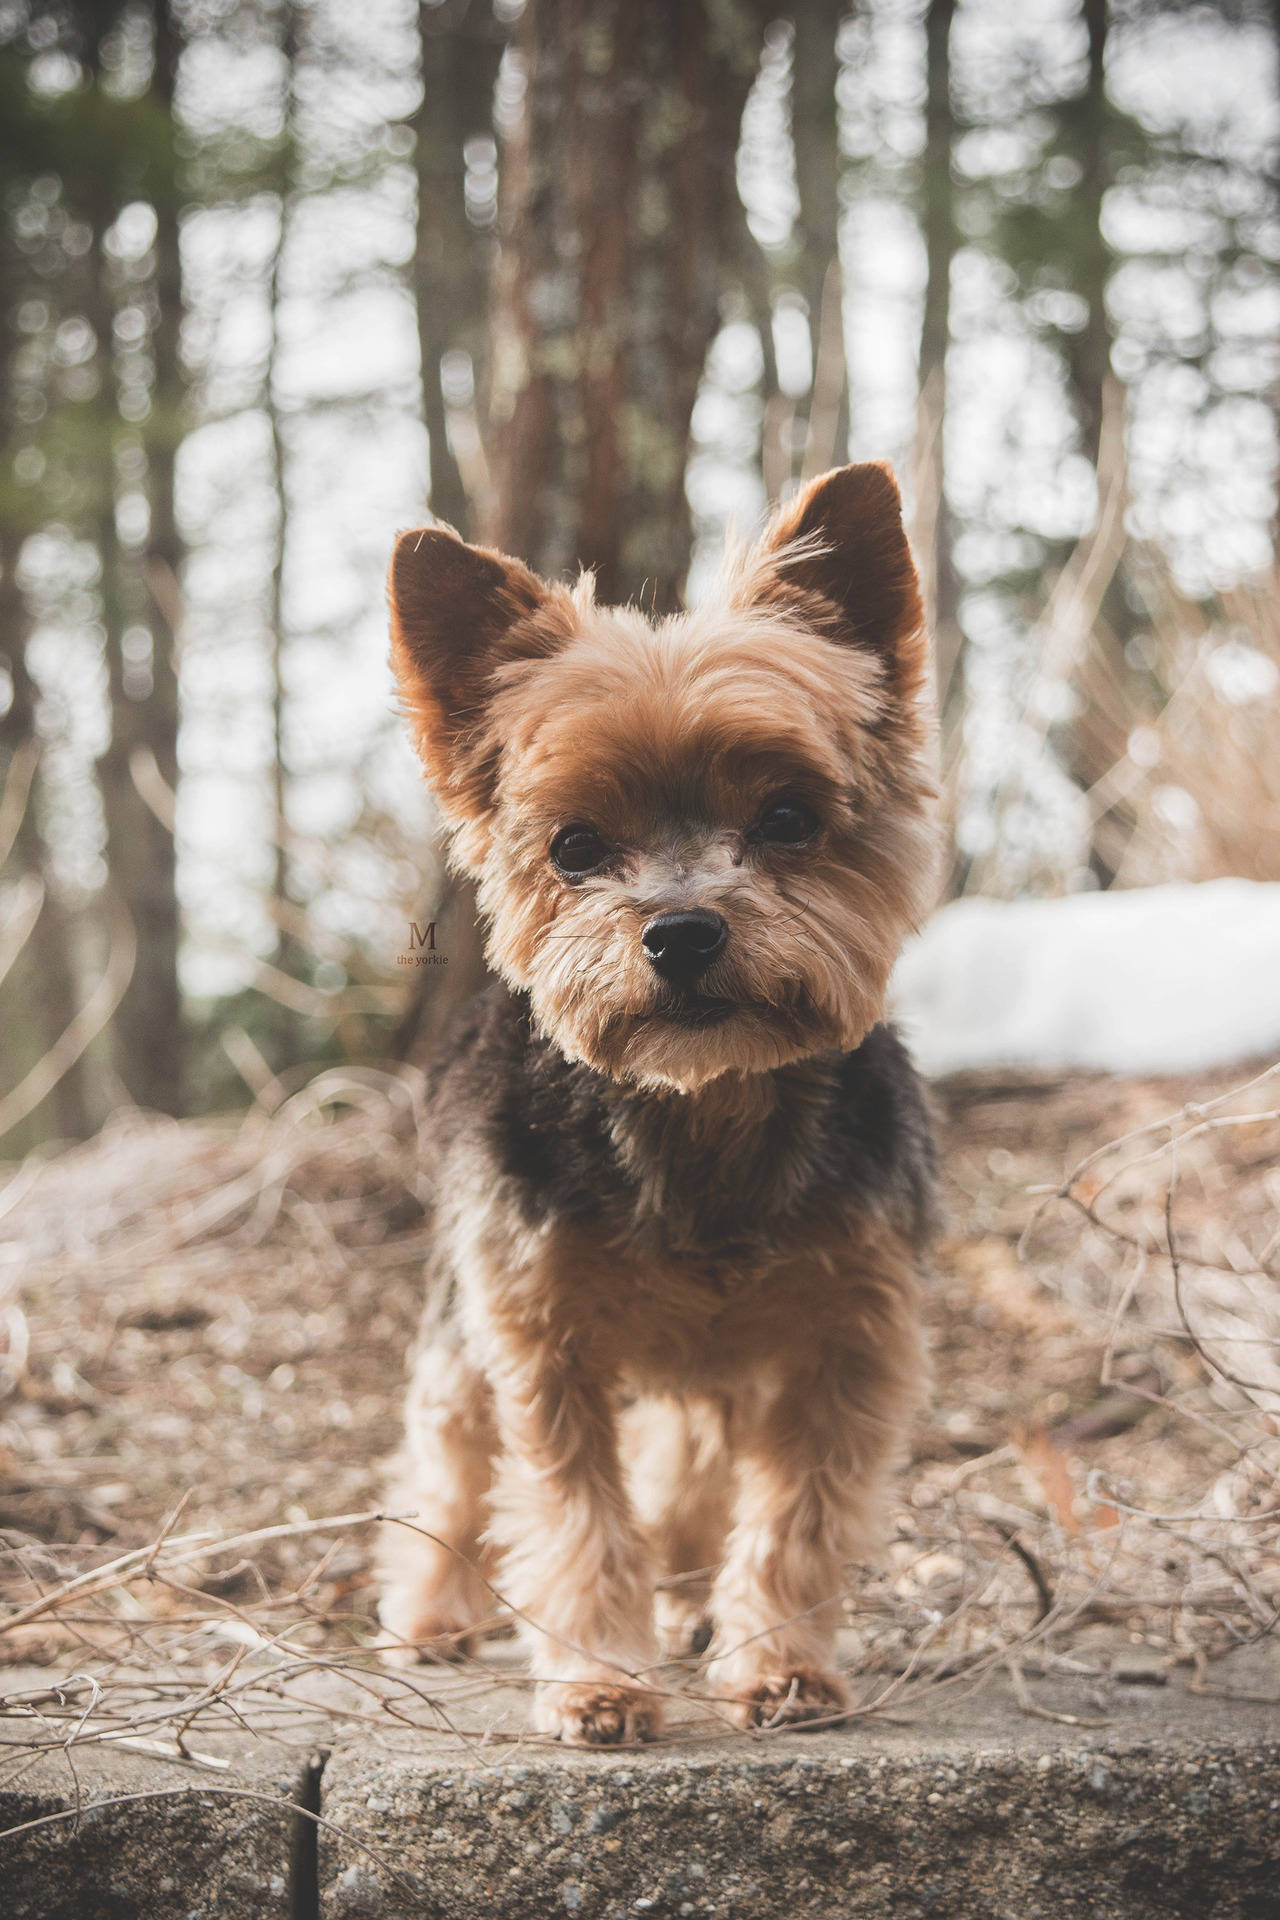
left=89, top=3, right=185, bottom=1115
left=93, top=198, right=184, bottom=1114
left=71, top=6, right=184, bottom=1115
left=481, top=0, right=767, bottom=608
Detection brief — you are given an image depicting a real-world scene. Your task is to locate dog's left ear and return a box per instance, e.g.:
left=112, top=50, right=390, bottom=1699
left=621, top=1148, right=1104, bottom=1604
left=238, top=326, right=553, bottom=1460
left=749, top=463, right=927, bottom=699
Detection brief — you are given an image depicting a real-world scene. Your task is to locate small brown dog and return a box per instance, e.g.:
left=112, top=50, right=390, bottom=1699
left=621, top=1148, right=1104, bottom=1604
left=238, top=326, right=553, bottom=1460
left=378, top=463, right=940, bottom=1745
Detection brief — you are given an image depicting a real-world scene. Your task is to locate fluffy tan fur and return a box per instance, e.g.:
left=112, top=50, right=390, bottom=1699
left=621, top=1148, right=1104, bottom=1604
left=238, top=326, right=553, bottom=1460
left=379, top=464, right=939, bottom=1743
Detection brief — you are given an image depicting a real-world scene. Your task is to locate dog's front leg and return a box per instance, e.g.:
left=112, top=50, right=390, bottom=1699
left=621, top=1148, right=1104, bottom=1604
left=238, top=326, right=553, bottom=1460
left=484, top=1327, right=662, bottom=1746
left=708, top=1302, right=923, bottom=1728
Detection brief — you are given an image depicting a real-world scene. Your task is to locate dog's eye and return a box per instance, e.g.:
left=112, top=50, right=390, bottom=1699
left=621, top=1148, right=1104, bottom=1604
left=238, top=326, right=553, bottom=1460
left=550, top=824, right=611, bottom=877
left=755, top=799, right=819, bottom=846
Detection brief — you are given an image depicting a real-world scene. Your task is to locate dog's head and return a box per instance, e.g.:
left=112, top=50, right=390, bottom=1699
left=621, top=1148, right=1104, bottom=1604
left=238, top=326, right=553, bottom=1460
left=389, top=464, right=937, bottom=1092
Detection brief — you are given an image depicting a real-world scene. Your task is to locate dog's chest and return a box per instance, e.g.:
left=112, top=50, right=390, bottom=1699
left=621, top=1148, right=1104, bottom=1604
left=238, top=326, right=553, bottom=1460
left=598, top=1057, right=846, bottom=1254
left=548, top=1204, right=875, bottom=1382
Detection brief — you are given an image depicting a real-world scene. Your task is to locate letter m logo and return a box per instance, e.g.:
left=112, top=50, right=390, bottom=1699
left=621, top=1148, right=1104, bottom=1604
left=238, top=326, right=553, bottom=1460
left=408, top=921, right=437, bottom=951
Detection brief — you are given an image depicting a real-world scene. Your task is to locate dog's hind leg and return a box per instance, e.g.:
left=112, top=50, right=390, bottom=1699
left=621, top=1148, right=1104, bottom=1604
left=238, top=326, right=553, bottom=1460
left=378, top=1325, right=498, bottom=1664
left=623, top=1394, right=732, bottom=1659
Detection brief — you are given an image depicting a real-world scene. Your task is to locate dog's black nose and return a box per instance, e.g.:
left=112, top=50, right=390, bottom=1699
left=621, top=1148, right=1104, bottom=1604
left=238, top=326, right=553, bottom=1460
left=641, top=909, right=728, bottom=984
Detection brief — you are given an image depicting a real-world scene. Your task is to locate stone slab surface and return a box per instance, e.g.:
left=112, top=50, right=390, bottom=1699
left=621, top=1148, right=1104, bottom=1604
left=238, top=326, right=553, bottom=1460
left=3, top=1652, right=1279, bottom=1918
left=315, top=1652, right=1280, bottom=1920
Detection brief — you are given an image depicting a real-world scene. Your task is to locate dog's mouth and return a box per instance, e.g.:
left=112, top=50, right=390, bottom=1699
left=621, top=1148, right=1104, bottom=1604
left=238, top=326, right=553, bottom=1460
left=653, top=993, right=738, bottom=1029
left=590, top=985, right=839, bottom=1088
left=644, top=987, right=828, bottom=1043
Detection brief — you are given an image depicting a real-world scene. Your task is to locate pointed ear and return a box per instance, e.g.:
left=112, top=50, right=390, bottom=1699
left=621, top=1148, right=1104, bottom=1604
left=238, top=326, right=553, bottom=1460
left=388, top=526, right=551, bottom=797
left=750, top=463, right=927, bottom=699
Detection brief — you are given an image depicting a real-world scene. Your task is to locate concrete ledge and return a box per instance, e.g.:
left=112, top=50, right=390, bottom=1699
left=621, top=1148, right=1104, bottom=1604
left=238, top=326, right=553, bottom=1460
left=0, top=1738, right=318, bottom=1920
left=316, top=1656, right=1280, bottom=1920
left=3, top=1655, right=1278, bottom=1919
left=319, top=1740, right=1280, bottom=1920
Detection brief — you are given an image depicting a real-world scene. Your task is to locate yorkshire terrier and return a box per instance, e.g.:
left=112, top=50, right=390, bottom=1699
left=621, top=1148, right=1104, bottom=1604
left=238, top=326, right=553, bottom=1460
left=378, top=463, right=940, bottom=1745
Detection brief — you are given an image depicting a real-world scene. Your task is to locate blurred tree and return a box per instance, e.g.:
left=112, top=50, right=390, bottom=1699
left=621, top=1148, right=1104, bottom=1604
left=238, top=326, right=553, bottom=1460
left=0, top=60, right=94, bottom=1139
left=480, top=0, right=771, bottom=607
left=1057, top=0, right=1137, bottom=884
left=82, top=1, right=185, bottom=1112
left=918, top=0, right=960, bottom=738
left=140, top=0, right=185, bottom=1101
left=1, top=0, right=185, bottom=1127
left=0, top=538, right=93, bottom=1141
left=741, top=7, right=853, bottom=509
left=980, top=0, right=1142, bottom=884
left=785, top=2, right=849, bottom=490
left=414, top=0, right=504, bottom=538
left=1065, top=0, right=1112, bottom=466
left=265, top=0, right=299, bottom=1052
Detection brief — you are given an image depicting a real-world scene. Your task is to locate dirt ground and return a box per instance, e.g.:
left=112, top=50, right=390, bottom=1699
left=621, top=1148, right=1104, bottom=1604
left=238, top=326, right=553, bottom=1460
left=0, top=1057, right=1277, bottom=1703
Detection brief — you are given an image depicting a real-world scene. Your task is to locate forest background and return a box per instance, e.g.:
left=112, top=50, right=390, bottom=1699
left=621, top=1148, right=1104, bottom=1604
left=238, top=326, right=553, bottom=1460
left=1, top=0, right=1277, bottom=1153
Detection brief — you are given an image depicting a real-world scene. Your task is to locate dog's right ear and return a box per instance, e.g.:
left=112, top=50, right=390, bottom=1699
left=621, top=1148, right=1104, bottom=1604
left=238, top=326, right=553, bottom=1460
left=389, top=526, right=551, bottom=807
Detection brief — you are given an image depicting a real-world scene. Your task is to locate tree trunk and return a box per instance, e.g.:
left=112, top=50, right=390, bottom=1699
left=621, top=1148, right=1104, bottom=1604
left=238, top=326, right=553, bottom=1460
left=88, top=6, right=184, bottom=1115
left=0, top=542, right=94, bottom=1140
left=918, top=0, right=960, bottom=730
left=264, top=0, right=299, bottom=1029
left=1272, top=0, right=1280, bottom=573
left=1061, top=0, right=1135, bottom=886
left=791, top=1, right=848, bottom=484
left=136, top=0, right=184, bottom=1106
left=481, top=0, right=767, bottom=608
left=415, top=0, right=504, bottom=537
left=93, top=216, right=183, bottom=1114
left=1065, top=0, right=1111, bottom=464
left=72, top=5, right=184, bottom=1115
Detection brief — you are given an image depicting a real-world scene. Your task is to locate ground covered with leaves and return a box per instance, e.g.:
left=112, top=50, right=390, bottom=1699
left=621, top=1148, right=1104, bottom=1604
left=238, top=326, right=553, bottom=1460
left=0, top=1057, right=1276, bottom=1760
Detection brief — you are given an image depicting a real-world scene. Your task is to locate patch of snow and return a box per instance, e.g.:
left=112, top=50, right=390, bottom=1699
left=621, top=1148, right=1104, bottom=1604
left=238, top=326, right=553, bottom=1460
left=890, top=879, right=1280, bottom=1078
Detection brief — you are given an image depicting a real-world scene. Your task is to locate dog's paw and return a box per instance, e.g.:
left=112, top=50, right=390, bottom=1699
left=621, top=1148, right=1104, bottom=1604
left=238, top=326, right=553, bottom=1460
left=715, top=1665, right=851, bottom=1730
left=533, top=1680, right=664, bottom=1747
